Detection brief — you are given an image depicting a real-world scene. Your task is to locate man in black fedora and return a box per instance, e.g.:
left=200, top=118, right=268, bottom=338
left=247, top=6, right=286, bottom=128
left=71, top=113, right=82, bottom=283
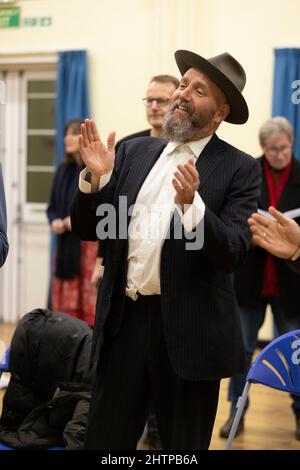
left=71, top=50, right=261, bottom=450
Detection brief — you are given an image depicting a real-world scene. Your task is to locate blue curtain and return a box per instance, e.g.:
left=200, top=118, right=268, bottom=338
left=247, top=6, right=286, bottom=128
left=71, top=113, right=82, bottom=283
left=48, top=50, right=90, bottom=308
left=55, top=50, right=91, bottom=166
left=272, top=48, right=300, bottom=160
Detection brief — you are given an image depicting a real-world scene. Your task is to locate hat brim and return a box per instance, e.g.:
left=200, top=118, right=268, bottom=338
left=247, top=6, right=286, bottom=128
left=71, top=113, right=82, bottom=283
left=175, top=50, right=249, bottom=125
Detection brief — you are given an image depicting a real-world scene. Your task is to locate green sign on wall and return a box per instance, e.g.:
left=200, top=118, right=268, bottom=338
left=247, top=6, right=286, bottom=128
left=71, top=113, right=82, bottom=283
left=0, top=7, right=20, bottom=29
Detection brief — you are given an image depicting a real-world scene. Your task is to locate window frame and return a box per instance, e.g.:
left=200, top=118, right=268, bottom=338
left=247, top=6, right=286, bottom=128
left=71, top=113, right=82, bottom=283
left=22, top=70, right=56, bottom=223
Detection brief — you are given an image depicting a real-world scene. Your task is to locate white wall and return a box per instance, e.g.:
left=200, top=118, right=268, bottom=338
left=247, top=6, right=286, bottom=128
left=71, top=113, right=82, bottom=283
left=199, top=0, right=300, bottom=156
left=1, top=0, right=300, bottom=155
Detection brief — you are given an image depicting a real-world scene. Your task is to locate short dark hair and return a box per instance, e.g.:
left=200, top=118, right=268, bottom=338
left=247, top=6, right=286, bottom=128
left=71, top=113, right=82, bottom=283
left=150, top=74, right=179, bottom=89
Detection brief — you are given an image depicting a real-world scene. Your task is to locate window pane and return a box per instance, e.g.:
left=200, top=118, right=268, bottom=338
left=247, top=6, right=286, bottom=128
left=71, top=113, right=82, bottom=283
left=28, top=81, right=55, bottom=93
left=27, top=135, right=55, bottom=166
left=27, top=171, right=54, bottom=203
left=28, top=98, right=55, bottom=129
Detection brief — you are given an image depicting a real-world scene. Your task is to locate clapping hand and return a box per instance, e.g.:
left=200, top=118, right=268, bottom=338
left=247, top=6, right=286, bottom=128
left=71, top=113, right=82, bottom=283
left=79, top=119, right=116, bottom=180
left=248, top=206, right=300, bottom=259
left=172, top=159, right=200, bottom=211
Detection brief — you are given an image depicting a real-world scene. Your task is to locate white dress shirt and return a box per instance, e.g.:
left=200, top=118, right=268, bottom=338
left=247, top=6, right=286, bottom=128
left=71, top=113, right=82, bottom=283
left=80, top=135, right=212, bottom=300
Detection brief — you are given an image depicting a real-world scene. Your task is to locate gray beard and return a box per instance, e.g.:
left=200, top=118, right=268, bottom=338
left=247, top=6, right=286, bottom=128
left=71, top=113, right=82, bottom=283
left=162, top=111, right=200, bottom=143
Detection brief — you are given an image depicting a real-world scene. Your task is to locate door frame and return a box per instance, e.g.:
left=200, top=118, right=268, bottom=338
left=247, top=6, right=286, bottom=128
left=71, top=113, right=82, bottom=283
left=0, top=57, right=56, bottom=323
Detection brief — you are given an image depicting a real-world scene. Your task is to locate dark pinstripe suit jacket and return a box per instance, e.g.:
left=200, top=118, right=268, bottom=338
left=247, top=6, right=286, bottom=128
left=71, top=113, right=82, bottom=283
left=71, top=134, right=261, bottom=380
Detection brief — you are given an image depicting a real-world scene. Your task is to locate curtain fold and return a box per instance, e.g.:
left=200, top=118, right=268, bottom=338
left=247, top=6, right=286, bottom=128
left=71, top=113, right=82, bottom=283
left=49, top=50, right=90, bottom=309
left=55, top=50, right=91, bottom=166
left=272, top=48, right=300, bottom=160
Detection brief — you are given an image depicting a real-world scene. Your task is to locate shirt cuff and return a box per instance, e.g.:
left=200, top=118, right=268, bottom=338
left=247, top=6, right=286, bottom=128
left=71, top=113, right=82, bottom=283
left=79, top=168, right=112, bottom=193
left=175, top=192, right=205, bottom=232
left=290, top=246, right=300, bottom=261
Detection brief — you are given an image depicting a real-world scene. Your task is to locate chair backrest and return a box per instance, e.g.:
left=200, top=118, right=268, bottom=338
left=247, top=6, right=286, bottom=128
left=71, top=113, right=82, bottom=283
left=246, top=329, right=300, bottom=394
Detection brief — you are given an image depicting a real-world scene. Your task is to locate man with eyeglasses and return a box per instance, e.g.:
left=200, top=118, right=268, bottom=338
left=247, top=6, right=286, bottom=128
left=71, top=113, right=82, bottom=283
left=114, top=75, right=179, bottom=153
left=220, top=116, right=300, bottom=441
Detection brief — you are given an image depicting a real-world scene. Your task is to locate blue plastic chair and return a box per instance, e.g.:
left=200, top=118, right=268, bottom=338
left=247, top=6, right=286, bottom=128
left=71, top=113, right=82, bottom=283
left=0, top=347, right=10, bottom=376
left=226, top=329, right=300, bottom=449
left=0, top=346, right=65, bottom=451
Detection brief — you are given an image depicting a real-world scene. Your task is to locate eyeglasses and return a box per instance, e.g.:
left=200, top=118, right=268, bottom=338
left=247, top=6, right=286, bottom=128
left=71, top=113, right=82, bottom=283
left=142, top=97, right=170, bottom=107
left=266, top=145, right=292, bottom=157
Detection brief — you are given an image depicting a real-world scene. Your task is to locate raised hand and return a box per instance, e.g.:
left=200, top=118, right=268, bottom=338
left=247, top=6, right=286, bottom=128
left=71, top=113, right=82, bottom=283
left=79, top=119, right=116, bottom=177
left=172, top=159, right=200, bottom=210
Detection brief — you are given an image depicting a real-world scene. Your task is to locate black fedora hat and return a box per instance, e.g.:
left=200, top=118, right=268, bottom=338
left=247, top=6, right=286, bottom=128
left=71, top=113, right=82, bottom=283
left=174, top=50, right=249, bottom=124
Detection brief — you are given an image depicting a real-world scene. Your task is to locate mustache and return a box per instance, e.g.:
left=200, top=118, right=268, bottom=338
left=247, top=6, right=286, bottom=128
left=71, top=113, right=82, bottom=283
left=170, top=100, right=194, bottom=115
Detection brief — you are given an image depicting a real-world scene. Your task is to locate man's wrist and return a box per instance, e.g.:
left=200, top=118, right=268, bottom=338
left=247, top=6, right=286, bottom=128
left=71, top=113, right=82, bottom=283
left=91, top=174, right=101, bottom=192
left=80, top=167, right=112, bottom=193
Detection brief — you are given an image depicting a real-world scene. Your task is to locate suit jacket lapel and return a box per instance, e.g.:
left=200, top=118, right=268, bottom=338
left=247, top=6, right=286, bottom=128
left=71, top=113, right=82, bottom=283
left=124, top=134, right=225, bottom=216
left=196, top=133, right=226, bottom=192
left=125, top=139, right=167, bottom=208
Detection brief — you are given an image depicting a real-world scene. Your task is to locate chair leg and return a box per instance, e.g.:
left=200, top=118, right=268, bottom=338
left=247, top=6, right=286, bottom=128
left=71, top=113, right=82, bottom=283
left=225, top=381, right=251, bottom=450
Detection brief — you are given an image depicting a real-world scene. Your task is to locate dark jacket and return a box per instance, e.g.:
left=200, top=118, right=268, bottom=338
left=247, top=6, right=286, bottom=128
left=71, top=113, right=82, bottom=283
left=234, top=156, right=300, bottom=317
left=47, top=162, right=83, bottom=279
left=71, top=134, right=261, bottom=380
left=115, top=129, right=151, bottom=153
left=0, top=309, right=94, bottom=449
left=47, top=163, right=83, bottom=223
left=98, top=130, right=152, bottom=259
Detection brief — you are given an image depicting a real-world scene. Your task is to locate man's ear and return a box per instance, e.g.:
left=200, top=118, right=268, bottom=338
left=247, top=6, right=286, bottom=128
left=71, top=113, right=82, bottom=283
left=215, top=103, right=230, bottom=124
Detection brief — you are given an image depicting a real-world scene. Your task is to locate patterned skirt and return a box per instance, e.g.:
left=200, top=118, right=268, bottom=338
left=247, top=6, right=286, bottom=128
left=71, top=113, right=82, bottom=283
left=51, top=241, right=98, bottom=327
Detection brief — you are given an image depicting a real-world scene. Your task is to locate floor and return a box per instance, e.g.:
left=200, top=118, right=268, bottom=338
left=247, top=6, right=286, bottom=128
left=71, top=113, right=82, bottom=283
left=1, top=322, right=300, bottom=450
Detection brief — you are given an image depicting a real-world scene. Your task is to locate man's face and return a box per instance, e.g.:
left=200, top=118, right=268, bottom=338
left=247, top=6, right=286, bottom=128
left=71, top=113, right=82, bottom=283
left=163, top=68, right=228, bottom=142
left=145, top=81, right=177, bottom=130
left=263, top=133, right=292, bottom=170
